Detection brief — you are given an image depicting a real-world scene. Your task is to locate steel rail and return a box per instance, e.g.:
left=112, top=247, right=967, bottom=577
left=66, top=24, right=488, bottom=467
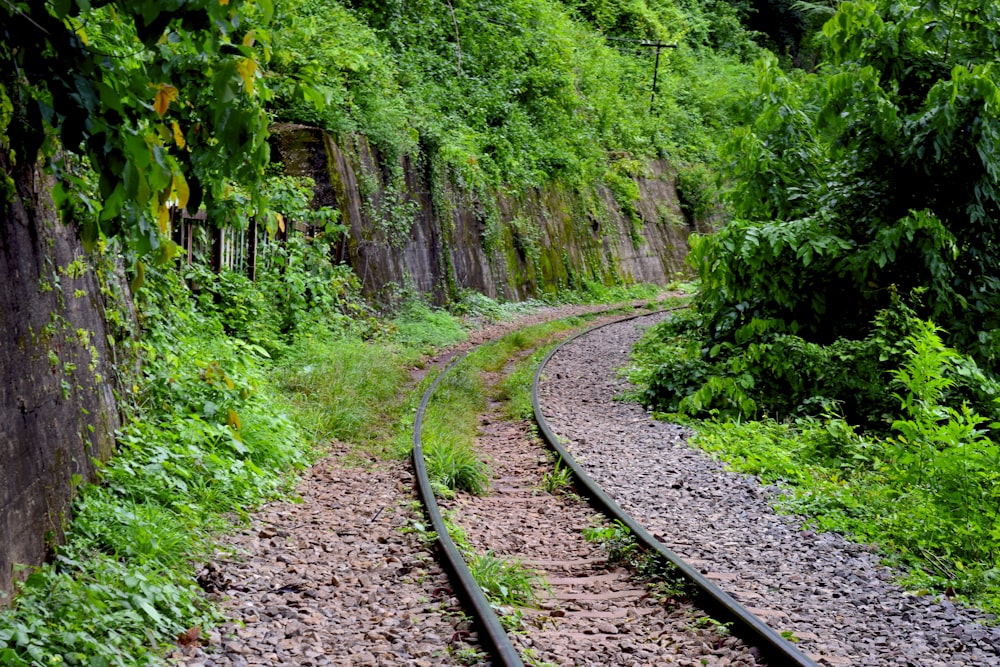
left=530, top=310, right=819, bottom=667
left=412, top=353, right=526, bottom=667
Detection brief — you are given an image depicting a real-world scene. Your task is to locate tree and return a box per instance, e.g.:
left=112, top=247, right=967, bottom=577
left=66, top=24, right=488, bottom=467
left=2, top=1, right=277, bottom=254
left=694, top=0, right=1000, bottom=367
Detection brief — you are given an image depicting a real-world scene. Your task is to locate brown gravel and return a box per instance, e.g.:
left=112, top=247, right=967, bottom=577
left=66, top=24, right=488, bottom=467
left=442, top=350, right=765, bottom=666
left=169, top=456, right=480, bottom=666
left=167, top=300, right=665, bottom=667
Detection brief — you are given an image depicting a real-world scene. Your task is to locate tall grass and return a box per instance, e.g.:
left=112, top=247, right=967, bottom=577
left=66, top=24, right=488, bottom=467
left=421, top=364, right=492, bottom=495
left=278, top=335, right=417, bottom=458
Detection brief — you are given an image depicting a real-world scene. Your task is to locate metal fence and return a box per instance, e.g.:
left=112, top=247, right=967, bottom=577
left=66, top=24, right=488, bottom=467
left=170, top=208, right=322, bottom=281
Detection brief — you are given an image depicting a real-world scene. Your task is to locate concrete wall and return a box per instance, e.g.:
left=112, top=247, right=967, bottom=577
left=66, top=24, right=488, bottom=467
left=0, top=156, right=120, bottom=598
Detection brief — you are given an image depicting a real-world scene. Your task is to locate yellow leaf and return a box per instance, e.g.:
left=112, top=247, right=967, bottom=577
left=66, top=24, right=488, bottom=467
left=227, top=409, right=241, bottom=430
left=220, top=0, right=230, bottom=4
left=154, top=240, right=178, bottom=265
left=277, top=212, right=285, bottom=233
left=235, top=58, right=257, bottom=94
left=172, top=171, right=190, bottom=210
left=129, top=261, right=145, bottom=293
left=153, top=83, right=179, bottom=117
left=242, top=30, right=256, bottom=47
left=171, top=120, right=186, bottom=148
left=157, top=202, right=170, bottom=234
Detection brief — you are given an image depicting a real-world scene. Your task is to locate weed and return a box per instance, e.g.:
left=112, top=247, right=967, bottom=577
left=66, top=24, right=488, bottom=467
left=583, top=519, right=691, bottom=602
left=468, top=552, right=542, bottom=607
left=451, top=644, right=488, bottom=665
left=582, top=519, right=641, bottom=565
left=540, top=459, right=573, bottom=494
left=0, top=267, right=309, bottom=665
left=497, top=606, right=526, bottom=633
left=521, top=647, right=559, bottom=667
left=400, top=517, right=438, bottom=548
left=425, top=445, right=491, bottom=496
left=690, top=614, right=732, bottom=636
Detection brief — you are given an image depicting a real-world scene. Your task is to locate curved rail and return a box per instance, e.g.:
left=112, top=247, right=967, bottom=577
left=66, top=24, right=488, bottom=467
left=531, top=311, right=819, bottom=667
left=412, top=354, right=526, bottom=667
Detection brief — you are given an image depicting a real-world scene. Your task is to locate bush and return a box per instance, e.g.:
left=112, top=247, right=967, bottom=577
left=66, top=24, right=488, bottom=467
left=637, top=297, right=1000, bottom=433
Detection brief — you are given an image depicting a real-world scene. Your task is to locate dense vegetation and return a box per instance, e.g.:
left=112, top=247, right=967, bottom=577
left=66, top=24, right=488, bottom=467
left=9, top=0, right=1000, bottom=660
left=2, top=1, right=747, bottom=662
left=268, top=0, right=759, bottom=195
left=634, top=0, right=1000, bottom=611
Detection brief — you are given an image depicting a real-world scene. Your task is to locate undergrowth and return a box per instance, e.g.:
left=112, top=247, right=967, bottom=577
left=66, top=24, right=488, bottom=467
left=635, top=310, right=1000, bottom=613
left=0, top=268, right=311, bottom=666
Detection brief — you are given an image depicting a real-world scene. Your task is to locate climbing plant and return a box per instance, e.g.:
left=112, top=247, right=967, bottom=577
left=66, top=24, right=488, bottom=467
left=0, top=1, right=297, bottom=255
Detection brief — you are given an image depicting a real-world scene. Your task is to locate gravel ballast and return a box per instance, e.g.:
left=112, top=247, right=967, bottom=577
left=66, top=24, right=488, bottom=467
left=166, top=303, right=651, bottom=667
left=169, top=457, right=480, bottom=666
left=537, top=313, right=1000, bottom=667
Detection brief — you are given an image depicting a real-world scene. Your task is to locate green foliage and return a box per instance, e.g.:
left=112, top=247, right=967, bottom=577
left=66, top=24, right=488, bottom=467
left=269, top=0, right=414, bottom=161
left=0, top=267, right=309, bottom=665
left=638, top=289, right=1000, bottom=432
left=390, top=299, right=469, bottom=351
left=439, top=512, right=542, bottom=611
left=278, top=335, right=414, bottom=454
left=256, top=233, right=376, bottom=340
left=582, top=519, right=686, bottom=586
left=700, top=0, right=1000, bottom=368
left=0, top=556, right=217, bottom=666
left=675, top=163, right=718, bottom=224
left=583, top=520, right=642, bottom=566
left=467, top=552, right=542, bottom=607
left=422, top=365, right=492, bottom=495
left=260, top=174, right=345, bottom=237
left=540, top=458, right=573, bottom=494
left=679, top=323, right=1000, bottom=610
left=184, top=265, right=284, bottom=355
left=0, top=1, right=290, bottom=256
left=496, top=346, right=554, bottom=421
left=271, top=0, right=758, bottom=196
left=449, top=290, right=548, bottom=323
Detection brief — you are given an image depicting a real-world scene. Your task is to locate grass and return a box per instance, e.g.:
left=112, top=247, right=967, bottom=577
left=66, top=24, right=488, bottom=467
left=582, top=519, right=690, bottom=599
left=540, top=458, right=572, bottom=494
left=420, top=362, right=493, bottom=495
left=391, top=300, right=469, bottom=351
left=467, top=552, right=543, bottom=607
left=444, top=515, right=541, bottom=607
left=277, top=334, right=418, bottom=460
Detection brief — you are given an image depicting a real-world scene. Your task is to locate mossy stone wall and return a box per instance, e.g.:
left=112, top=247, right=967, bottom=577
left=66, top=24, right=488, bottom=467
left=271, top=124, right=698, bottom=303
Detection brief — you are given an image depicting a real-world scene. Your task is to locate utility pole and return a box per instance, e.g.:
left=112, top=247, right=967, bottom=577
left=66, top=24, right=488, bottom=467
left=603, top=35, right=677, bottom=113
left=642, top=40, right=675, bottom=114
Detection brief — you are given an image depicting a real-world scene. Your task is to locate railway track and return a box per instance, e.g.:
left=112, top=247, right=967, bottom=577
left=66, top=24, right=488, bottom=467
left=413, top=310, right=815, bottom=666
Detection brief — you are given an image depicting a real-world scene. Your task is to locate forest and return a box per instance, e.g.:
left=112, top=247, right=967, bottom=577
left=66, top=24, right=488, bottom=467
left=1, top=0, right=999, bottom=663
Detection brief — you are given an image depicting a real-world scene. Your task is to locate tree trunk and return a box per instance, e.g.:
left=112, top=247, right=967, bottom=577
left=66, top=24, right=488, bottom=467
left=0, top=154, right=120, bottom=599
